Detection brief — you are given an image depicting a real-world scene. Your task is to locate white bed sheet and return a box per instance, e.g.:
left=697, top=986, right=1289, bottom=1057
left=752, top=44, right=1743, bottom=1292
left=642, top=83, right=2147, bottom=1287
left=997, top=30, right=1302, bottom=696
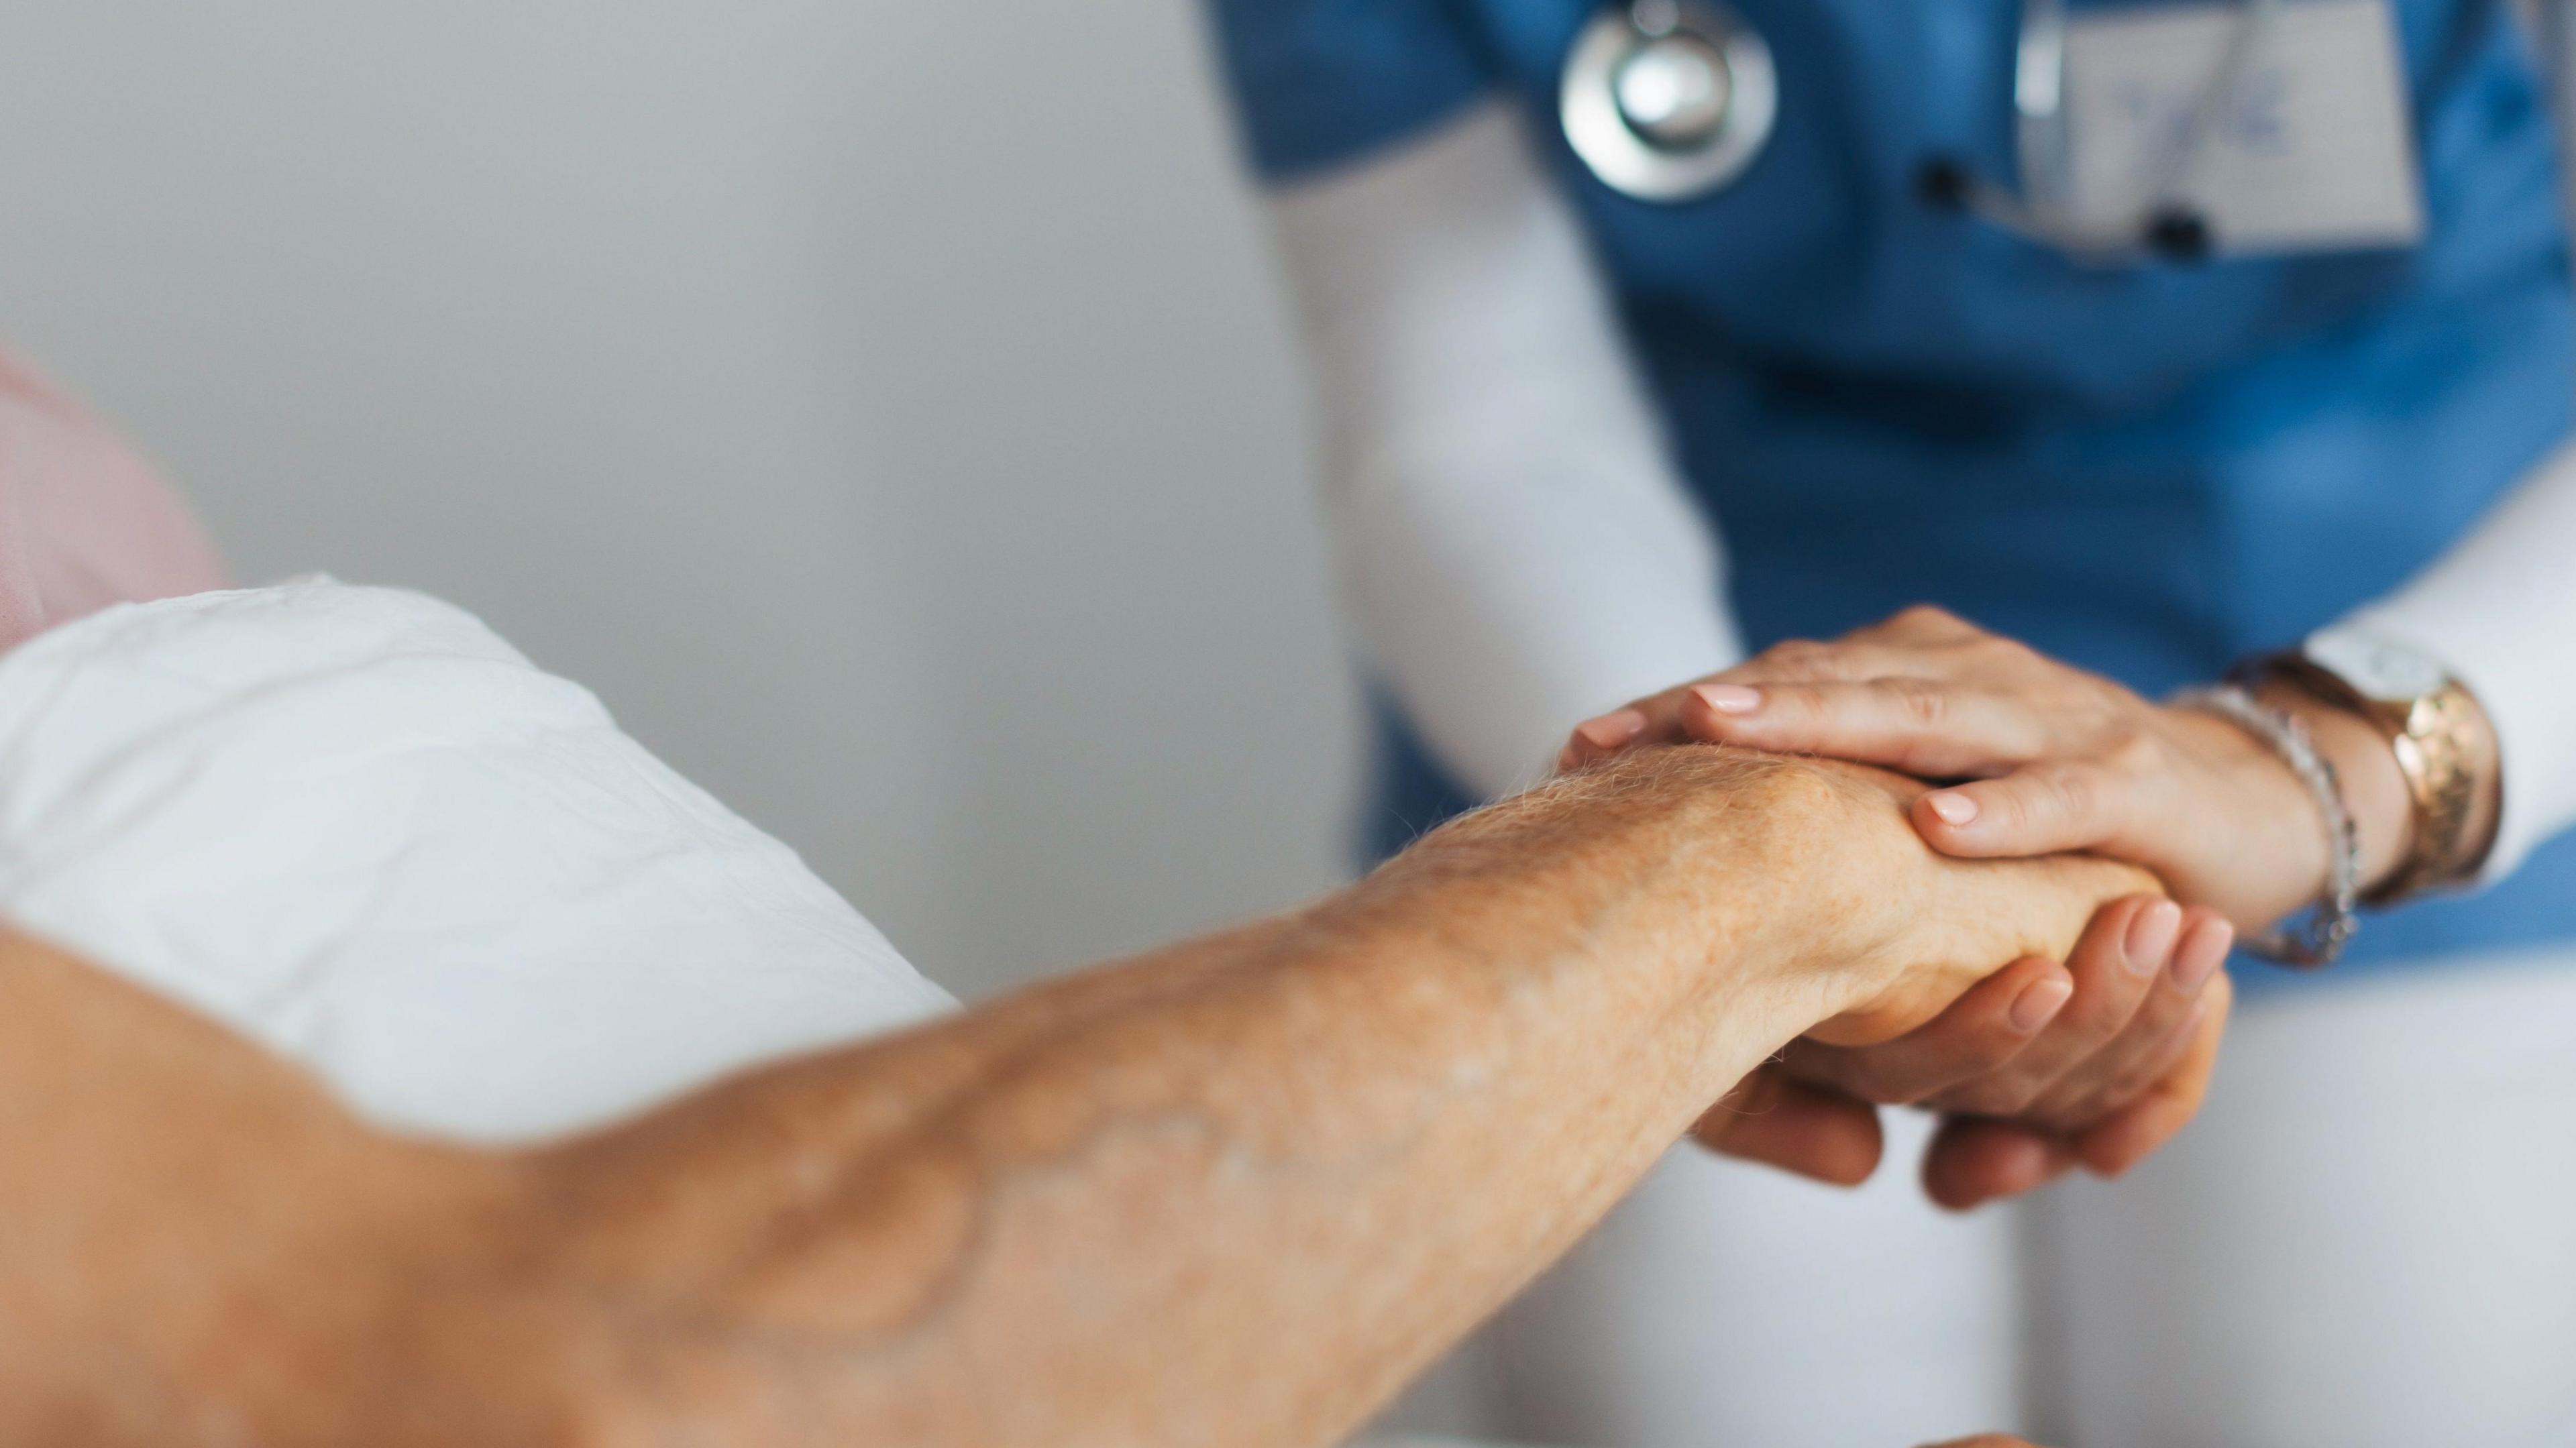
left=0, top=578, right=954, bottom=1143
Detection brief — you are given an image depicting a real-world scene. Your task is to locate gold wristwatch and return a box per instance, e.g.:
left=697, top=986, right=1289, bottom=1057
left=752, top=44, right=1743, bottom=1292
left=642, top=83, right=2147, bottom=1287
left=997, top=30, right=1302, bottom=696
left=2237, top=626, right=2500, bottom=905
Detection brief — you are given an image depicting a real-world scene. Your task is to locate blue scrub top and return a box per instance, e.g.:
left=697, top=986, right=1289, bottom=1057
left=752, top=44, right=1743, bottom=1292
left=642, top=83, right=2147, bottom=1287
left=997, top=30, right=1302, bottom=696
left=1210, top=0, right=2576, bottom=983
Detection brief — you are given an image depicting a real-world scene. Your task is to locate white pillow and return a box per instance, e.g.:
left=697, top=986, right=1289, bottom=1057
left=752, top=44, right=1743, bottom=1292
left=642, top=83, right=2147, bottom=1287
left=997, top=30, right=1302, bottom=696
left=0, top=579, right=954, bottom=1143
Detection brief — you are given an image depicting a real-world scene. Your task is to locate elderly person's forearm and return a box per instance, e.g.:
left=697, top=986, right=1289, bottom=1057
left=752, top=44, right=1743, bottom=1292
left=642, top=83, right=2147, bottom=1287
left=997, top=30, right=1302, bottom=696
left=0, top=748, right=2147, bottom=1447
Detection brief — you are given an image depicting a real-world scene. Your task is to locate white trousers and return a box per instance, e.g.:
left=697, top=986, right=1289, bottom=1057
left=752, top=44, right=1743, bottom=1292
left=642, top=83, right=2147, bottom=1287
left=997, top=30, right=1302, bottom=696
left=1399, top=948, right=2576, bottom=1448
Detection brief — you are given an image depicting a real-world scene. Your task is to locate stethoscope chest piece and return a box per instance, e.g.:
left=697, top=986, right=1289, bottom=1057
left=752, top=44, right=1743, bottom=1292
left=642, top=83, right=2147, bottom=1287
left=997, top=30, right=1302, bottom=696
left=1562, top=0, right=1776, bottom=203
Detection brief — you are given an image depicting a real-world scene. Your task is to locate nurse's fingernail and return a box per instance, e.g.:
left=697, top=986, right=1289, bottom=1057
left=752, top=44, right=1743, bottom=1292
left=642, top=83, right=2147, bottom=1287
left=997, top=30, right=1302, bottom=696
left=1925, top=791, right=1979, bottom=826
left=2126, top=900, right=2183, bottom=977
left=1574, top=708, right=1648, bottom=750
left=1693, top=683, right=1762, bottom=715
left=2170, top=917, right=2234, bottom=994
left=2009, top=975, right=2075, bottom=1032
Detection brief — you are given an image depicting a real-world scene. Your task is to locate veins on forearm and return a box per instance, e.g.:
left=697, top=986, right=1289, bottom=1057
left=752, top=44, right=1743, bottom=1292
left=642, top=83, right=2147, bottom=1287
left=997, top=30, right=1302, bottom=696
left=547, top=771, right=1756, bottom=1441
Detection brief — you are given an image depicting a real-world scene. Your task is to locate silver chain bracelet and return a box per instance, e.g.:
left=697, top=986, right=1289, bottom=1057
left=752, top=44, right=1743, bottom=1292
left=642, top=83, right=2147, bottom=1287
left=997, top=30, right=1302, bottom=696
left=2168, top=683, right=2361, bottom=967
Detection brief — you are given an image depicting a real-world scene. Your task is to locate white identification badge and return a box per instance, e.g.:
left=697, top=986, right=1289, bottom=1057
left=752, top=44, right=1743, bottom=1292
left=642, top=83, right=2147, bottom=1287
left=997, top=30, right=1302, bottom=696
left=2061, top=0, right=2426, bottom=255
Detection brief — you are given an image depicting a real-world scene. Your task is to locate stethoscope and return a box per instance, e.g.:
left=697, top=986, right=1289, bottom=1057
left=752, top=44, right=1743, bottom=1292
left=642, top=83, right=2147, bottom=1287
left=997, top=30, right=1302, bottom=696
left=1560, top=0, right=2282, bottom=262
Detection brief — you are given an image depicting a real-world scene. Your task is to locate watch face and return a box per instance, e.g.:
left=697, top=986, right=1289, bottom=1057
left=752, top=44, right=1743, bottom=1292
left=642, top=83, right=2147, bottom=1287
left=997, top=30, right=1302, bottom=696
left=2306, top=627, right=2447, bottom=702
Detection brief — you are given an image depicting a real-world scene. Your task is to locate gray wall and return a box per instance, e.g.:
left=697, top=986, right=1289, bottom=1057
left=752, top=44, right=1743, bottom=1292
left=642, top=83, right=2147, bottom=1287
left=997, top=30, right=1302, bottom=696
left=0, top=0, right=1360, bottom=1001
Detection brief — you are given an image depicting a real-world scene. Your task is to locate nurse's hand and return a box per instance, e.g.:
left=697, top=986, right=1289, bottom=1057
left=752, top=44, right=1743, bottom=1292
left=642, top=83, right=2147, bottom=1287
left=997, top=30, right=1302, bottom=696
left=1562, top=605, right=2405, bottom=930
left=1560, top=604, right=2300, bottom=1204
left=1689, top=888, right=2233, bottom=1209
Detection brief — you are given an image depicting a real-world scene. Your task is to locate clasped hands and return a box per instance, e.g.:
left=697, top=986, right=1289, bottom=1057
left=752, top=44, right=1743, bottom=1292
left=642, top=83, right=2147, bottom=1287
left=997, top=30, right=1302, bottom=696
left=1558, top=606, right=2339, bottom=1209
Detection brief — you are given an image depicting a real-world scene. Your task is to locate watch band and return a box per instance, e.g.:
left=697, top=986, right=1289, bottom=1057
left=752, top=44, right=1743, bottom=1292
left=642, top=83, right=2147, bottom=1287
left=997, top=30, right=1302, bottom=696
left=2233, top=653, right=2494, bottom=905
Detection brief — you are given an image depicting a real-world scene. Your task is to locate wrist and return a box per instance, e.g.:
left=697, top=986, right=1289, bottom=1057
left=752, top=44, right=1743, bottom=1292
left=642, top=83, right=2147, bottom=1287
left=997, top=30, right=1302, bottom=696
left=1587, top=752, right=1877, bottom=1042
left=1688, top=756, right=2155, bottom=1045
left=2255, top=682, right=2419, bottom=896
left=1601, top=754, right=1973, bottom=1034
left=2239, top=630, right=2506, bottom=903
left=2161, top=687, right=2413, bottom=923
left=1387, top=748, right=1848, bottom=1082
left=1680, top=761, right=1907, bottom=1029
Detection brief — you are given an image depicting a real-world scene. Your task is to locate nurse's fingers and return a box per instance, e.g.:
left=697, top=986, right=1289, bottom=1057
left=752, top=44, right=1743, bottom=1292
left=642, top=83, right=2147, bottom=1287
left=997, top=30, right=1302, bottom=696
left=2031, top=997, right=2206, bottom=1137
left=1908, top=760, right=2155, bottom=861
left=2070, top=970, right=2233, bottom=1179
left=1560, top=677, right=1748, bottom=772
left=1921, top=1116, right=2080, bottom=1210
left=1923, top=897, right=2174, bottom=1118
left=1559, top=704, right=1656, bottom=771
left=1726, top=635, right=1974, bottom=685
left=1558, top=683, right=1715, bottom=771
left=1848, top=602, right=1992, bottom=647
left=1676, top=678, right=2053, bottom=777
left=1688, top=1066, right=1887, bottom=1187
left=1921, top=938, right=2229, bottom=1210
left=1558, top=674, right=1817, bottom=773
left=1558, top=629, right=1986, bottom=771
left=1777, top=954, right=2074, bottom=1106
left=2017, top=911, right=2232, bottom=1131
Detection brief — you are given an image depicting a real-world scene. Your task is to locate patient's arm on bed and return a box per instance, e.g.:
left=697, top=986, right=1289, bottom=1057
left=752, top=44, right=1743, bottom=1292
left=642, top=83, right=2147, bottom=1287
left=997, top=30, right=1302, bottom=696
left=0, top=750, right=2151, bottom=1448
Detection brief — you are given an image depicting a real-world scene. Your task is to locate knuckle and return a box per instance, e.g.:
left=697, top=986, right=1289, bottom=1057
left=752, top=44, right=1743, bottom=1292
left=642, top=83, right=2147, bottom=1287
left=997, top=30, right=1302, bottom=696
left=1892, top=603, right=1968, bottom=636
left=1990, top=781, right=2045, bottom=833
left=1760, top=638, right=1835, bottom=677
left=2034, top=765, right=2100, bottom=825
left=1973, top=633, right=2039, bottom=672
left=2101, top=726, right=2168, bottom=779
left=1880, top=676, right=1951, bottom=728
left=1765, top=681, right=1820, bottom=716
left=1750, top=754, right=1858, bottom=822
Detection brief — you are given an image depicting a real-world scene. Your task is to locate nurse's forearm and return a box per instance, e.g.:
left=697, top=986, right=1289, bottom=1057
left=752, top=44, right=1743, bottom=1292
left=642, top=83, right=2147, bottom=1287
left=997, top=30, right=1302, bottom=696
left=1271, top=102, right=1743, bottom=797
left=0, top=750, right=2149, bottom=1447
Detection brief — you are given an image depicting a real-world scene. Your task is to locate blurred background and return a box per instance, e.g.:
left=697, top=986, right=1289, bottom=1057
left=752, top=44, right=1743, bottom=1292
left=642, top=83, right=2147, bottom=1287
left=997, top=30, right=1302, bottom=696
left=0, top=0, right=1358, bottom=1003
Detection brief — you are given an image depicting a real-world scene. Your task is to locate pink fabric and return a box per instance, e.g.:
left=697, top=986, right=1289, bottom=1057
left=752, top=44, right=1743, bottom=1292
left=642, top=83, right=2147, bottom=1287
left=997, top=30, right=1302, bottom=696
left=0, top=349, right=227, bottom=651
